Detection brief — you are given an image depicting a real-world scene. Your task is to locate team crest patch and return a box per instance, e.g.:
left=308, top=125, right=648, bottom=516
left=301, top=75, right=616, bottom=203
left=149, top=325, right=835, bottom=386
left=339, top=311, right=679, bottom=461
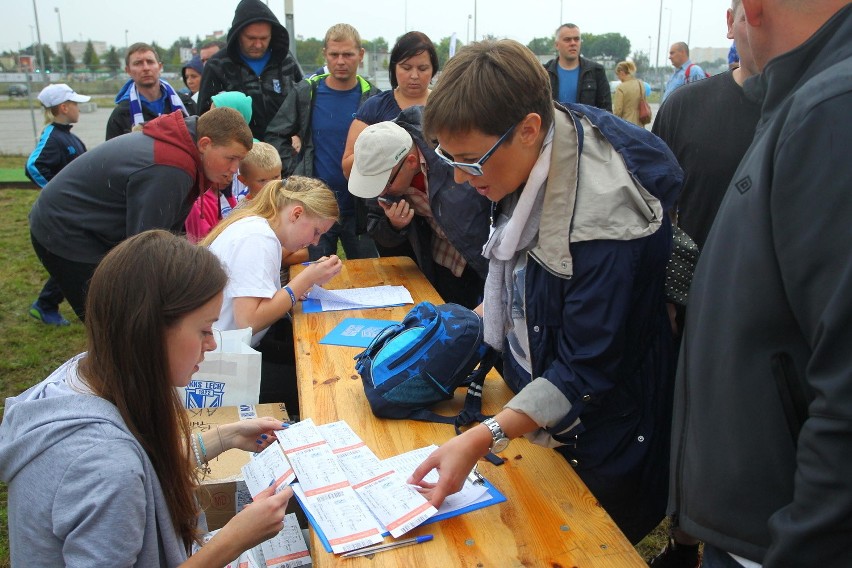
left=184, top=379, right=226, bottom=408
left=735, top=176, right=753, bottom=194
left=273, top=79, right=281, bottom=93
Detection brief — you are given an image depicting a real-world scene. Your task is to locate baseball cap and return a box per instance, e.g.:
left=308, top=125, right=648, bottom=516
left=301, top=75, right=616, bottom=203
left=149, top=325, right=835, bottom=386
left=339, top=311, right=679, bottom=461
left=37, top=84, right=91, bottom=107
left=349, top=121, right=413, bottom=199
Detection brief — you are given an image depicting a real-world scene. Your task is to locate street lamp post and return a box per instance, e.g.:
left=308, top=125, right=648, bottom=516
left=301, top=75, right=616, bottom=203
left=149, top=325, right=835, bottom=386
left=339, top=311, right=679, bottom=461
left=125, top=29, right=129, bottom=50
left=687, top=0, right=695, bottom=46
left=55, top=7, right=67, bottom=75
left=32, top=0, right=46, bottom=75
left=466, top=15, right=472, bottom=44
left=473, top=0, right=477, bottom=43
left=655, top=0, right=663, bottom=73
left=665, top=8, right=673, bottom=53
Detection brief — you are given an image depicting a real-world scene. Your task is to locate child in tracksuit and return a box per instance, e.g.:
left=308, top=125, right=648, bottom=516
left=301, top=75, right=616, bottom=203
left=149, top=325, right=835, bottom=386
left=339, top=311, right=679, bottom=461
left=25, top=84, right=90, bottom=326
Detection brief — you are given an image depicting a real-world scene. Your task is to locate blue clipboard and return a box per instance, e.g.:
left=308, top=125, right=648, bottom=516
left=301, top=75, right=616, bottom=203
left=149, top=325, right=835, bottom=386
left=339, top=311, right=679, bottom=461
left=294, top=479, right=506, bottom=554
left=318, top=318, right=399, bottom=348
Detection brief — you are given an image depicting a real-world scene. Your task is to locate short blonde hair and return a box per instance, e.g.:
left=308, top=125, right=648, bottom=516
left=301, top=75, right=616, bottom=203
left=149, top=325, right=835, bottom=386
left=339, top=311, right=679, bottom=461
left=202, top=176, right=339, bottom=245
left=324, top=23, right=361, bottom=50
left=616, top=61, right=636, bottom=76
left=240, top=141, right=282, bottom=176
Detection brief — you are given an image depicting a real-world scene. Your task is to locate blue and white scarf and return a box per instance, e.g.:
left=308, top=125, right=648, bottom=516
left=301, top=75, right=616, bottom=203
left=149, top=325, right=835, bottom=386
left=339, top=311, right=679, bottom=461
left=129, top=79, right=188, bottom=128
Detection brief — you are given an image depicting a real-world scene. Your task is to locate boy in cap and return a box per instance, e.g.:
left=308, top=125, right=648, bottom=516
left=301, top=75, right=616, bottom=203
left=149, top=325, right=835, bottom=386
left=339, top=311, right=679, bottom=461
left=25, top=84, right=91, bottom=325
left=349, top=106, right=490, bottom=308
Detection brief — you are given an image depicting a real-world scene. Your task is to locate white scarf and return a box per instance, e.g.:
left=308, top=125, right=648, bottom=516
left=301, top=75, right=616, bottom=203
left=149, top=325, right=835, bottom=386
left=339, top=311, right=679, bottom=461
left=481, top=126, right=554, bottom=349
left=129, top=79, right=188, bottom=128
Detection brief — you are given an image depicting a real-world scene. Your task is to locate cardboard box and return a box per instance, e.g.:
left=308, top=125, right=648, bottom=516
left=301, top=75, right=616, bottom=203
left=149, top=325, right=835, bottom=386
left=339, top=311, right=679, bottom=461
left=188, top=403, right=288, bottom=530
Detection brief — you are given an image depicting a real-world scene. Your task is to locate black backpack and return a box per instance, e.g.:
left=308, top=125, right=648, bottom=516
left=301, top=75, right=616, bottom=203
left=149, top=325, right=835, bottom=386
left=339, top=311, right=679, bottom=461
left=354, top=302, right=503, bottom=464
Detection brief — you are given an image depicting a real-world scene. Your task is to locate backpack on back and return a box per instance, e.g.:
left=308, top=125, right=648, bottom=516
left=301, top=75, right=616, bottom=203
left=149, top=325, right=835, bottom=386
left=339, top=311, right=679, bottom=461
left=685, top=63, right=710, bottom=81
left=355, top=302, right=503, bottom=463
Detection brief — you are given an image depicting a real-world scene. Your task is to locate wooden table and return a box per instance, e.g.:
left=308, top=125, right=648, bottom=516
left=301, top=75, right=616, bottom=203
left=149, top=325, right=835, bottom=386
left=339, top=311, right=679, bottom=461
left=291, top=257, right=645, bottom=567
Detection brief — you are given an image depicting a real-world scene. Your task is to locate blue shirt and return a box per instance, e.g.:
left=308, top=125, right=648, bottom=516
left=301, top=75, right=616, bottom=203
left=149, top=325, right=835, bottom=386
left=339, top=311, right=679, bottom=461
left=354, top=89, right=401, bottom=125
left=663, top=59, right=707, bottom=102
left=241, top=50, right=271, bottom=76
left=312, top=80, right=362, bottom=214
left=557, top=66, right=580, bottom=104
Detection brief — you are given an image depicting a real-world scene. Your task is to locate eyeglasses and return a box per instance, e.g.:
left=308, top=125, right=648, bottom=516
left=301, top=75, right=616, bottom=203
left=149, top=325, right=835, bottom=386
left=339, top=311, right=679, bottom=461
left=383, top=160, right=404, bottom=193
left=433, top=124, right=516, bottom=176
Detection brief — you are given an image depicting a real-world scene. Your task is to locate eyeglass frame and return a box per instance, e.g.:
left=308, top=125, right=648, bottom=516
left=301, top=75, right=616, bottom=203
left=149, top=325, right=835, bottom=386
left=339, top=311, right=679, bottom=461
left=433, top=123, right=517, bottom=176
left=382, top=158, right=405, bottom=194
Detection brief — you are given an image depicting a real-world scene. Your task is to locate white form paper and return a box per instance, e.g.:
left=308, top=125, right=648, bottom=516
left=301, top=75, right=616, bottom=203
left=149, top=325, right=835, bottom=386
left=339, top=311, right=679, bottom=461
left=383, top=445, right=490, bottom=514
left=241, top=441, right=295, bottom=498
left=259, top=513, right=312, bottom=568
left=307, top=285, right=414, bottom=311
left=293, top=483, right=384, bottom=554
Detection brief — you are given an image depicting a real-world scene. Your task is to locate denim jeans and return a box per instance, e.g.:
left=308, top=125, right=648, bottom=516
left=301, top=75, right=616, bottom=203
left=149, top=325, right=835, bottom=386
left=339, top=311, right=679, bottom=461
left=308, top=215, right=377, bottom=260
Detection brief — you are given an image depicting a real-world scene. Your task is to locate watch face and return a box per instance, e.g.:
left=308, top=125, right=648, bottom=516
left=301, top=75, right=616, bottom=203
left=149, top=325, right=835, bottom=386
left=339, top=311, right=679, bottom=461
left=492, top=437, right=509, bottom=453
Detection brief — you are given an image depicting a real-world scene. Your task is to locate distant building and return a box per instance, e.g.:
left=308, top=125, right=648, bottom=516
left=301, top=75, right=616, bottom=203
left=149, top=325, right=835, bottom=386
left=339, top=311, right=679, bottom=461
left=57, top=40, right=108, bottom=63
left=690, top=47, right=729, bottom=64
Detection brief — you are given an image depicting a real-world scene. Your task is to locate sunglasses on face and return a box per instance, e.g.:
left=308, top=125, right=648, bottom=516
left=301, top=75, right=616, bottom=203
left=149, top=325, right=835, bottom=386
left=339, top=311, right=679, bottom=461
left=433, top=124, right=516, bottom=176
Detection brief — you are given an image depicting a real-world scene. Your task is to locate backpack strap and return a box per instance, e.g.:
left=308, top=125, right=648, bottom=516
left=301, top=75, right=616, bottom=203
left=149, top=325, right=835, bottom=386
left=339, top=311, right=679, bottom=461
left=453, top=347, right=505, bottom=465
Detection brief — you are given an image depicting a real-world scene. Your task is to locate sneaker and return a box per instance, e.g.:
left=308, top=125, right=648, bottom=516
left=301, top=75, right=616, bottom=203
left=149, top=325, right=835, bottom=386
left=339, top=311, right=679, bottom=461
left=28, top=302, right=70, bottom=326
left=648, top=538, right=701, bottom=568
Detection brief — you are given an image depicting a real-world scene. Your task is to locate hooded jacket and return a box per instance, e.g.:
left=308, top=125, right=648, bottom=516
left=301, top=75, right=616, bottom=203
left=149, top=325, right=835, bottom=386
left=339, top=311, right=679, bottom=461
left=670, top=6, right=852, bottom=564
left=197, top=0, right=303, bottom=140
left=361, top=106, right=491, bottom=284
left=0, top=355, right=187, bottom=566
left=500, top=104, right=680, bottom=542
left=30, top=111, right=205, bottom=264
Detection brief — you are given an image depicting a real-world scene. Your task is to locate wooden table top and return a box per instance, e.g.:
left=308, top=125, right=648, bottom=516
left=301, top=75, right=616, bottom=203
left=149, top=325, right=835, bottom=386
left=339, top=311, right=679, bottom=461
left=291, top=257, right=644, bottom=567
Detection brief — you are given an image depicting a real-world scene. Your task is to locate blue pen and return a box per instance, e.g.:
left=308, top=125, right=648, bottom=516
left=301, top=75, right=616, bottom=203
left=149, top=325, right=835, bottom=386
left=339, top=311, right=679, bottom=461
left=340, top=534, right=434, bottom=558
left=300, top=259, right=327, bottom=266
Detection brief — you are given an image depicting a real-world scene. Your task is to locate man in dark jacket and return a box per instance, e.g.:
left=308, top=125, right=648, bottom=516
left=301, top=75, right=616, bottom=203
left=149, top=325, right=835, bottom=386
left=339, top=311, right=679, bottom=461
left=669, top=2, right=852, bottom=566
left=348, top=107, right=490, bottom=309
left=29, top=107, right=252, bottom=320
left=105, top=43, right=192, bottom=140
left=266, top=23, right=379, bottom=260
left=543, top=24, right=611, bottom=111
left=197, top=0, right=303, bottom=141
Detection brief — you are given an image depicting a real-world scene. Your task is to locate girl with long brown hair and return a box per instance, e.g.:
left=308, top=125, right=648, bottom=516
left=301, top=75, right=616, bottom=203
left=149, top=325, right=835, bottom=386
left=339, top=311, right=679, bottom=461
left=0, top=230, right=292, bottom=566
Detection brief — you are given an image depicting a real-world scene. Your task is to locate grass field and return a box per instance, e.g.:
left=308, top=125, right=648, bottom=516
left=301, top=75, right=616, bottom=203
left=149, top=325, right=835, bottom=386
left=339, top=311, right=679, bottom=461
left=0, top=159, right=667, bottom=564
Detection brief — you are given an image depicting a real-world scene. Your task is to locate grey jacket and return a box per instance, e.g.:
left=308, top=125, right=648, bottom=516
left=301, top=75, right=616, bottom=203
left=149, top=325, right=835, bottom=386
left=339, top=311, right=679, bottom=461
left=670, top=5, right=852, bottom=564
left=0, top=355, right=187, bottom=567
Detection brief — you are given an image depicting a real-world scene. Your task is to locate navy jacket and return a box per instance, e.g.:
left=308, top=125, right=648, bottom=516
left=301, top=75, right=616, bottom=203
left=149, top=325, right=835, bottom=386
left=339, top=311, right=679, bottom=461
left=26, top=123, right=86, bottom=187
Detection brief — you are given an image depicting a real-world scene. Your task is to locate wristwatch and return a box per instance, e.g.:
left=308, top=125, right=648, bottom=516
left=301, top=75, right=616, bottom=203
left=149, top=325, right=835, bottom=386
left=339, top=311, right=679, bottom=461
left=482, top=418, right=510, bottom=453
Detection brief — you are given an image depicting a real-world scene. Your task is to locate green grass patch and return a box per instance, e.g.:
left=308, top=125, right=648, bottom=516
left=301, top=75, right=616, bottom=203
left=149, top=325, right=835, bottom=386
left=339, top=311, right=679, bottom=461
left=0, top=169, right=28, bottom=183
left=0, top=188, right=86, bottom=566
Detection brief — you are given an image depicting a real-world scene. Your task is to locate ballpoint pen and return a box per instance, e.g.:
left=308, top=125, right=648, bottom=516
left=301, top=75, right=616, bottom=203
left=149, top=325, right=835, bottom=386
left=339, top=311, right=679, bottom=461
left=340, top=534, right=434, bottom=558
left=300, top=258, right=328, bottom=266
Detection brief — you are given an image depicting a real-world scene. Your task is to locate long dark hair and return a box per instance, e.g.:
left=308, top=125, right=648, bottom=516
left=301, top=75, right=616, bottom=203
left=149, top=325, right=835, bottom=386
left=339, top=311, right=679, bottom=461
left=79, top=230, right=228, bottom=548
left=389, top=31, right=439, bottom=89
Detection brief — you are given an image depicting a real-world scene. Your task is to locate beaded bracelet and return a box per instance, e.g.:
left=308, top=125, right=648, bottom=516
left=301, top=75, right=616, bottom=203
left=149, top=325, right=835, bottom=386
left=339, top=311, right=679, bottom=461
left=197, top=433, right=207, bottom=461
left=283, top=285, right=297, bottom=307
left=190, top=434, right=204, bottom=469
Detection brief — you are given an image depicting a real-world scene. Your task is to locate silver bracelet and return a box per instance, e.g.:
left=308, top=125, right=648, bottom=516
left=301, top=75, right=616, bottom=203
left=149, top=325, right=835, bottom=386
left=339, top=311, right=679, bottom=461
left=190, top=433, right=204, bottom=468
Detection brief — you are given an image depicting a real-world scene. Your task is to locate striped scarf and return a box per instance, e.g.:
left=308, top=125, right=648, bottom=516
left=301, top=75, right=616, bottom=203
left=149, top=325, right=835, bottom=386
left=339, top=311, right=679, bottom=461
left=129, top=79, right=188, bottom=128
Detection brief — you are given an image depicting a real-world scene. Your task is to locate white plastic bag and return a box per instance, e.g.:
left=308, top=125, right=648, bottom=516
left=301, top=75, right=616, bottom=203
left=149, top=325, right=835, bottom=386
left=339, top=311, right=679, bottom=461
left=179, top=328, right=261, bottom=408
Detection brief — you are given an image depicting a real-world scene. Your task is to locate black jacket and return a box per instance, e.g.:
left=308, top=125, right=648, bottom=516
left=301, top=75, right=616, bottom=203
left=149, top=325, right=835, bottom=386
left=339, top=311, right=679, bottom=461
left=265, top=73, right=380, bottom=177
left=105, top=92, right=194, bottom=141
left=196, top=0, right=303, bottom=140
left=544, top=56, right=612, bottom=111
left=363, top=106, right=491, bottom=283
left=25, top=123, right=87, bottom=187
left=670, top=5, right=852, bottom=564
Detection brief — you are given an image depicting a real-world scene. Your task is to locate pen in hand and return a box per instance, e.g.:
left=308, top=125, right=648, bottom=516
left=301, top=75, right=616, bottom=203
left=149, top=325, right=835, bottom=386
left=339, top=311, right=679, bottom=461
left=301, top=258, right=328, bottom=266
left=340, top=534, right=433, bottom=558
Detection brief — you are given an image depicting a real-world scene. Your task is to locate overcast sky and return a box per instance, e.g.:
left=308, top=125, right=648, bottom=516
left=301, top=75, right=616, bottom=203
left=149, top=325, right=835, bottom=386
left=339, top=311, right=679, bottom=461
left=3, top=0, right=733, bottom=67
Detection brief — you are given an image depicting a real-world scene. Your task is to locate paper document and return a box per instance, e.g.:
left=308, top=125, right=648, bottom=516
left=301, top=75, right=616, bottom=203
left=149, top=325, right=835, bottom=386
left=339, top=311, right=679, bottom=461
left=194, top=514, right=310, bottom=568
left=303, top=285, right=413, bottom=312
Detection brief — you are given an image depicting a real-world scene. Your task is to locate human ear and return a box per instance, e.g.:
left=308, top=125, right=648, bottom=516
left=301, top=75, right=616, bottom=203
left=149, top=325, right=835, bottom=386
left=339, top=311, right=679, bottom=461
left=517, top=113, right=543, bottom=147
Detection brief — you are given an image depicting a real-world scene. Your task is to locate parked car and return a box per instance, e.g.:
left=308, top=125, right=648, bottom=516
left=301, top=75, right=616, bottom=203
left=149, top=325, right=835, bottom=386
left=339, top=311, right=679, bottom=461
left=8, top=84, right=28, bottom=97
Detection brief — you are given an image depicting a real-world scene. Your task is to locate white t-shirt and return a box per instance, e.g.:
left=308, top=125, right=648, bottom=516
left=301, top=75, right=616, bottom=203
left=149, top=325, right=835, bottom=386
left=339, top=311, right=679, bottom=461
left=208, top=216, right=282, bottom=346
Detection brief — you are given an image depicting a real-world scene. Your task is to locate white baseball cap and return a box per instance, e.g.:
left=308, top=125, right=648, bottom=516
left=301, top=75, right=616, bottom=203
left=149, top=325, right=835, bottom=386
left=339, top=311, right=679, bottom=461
left=348, top=121, right=413, bottom=199
left=37, top=84, right=91, bottom=108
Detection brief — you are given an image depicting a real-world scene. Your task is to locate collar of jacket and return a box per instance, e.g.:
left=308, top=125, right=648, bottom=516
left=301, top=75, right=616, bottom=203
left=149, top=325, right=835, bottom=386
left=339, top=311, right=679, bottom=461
left=307, top=73, right=373, bottom=95
left=529, top=106, right=664, bottom=279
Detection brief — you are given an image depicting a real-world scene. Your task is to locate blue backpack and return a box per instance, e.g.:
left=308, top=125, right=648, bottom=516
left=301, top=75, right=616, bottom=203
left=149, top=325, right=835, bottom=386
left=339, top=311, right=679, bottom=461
left=354, top=302, right=501, bottom=461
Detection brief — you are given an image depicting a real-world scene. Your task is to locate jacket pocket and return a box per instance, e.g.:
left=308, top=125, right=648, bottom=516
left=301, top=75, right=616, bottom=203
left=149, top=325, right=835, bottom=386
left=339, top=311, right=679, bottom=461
left=770, top=351, right=811, bottom=444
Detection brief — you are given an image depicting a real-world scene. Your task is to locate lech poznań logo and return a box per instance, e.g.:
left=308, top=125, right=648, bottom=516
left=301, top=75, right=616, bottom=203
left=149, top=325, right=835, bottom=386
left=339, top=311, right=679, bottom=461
left=185, top=380, right=226, bottom=408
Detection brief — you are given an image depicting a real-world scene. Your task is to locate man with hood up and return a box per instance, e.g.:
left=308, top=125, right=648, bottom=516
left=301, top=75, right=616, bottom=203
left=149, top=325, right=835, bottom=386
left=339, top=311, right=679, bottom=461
left=28, top=107, right=253, bottom=322
left=197, top=0, right=303, bottom=141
